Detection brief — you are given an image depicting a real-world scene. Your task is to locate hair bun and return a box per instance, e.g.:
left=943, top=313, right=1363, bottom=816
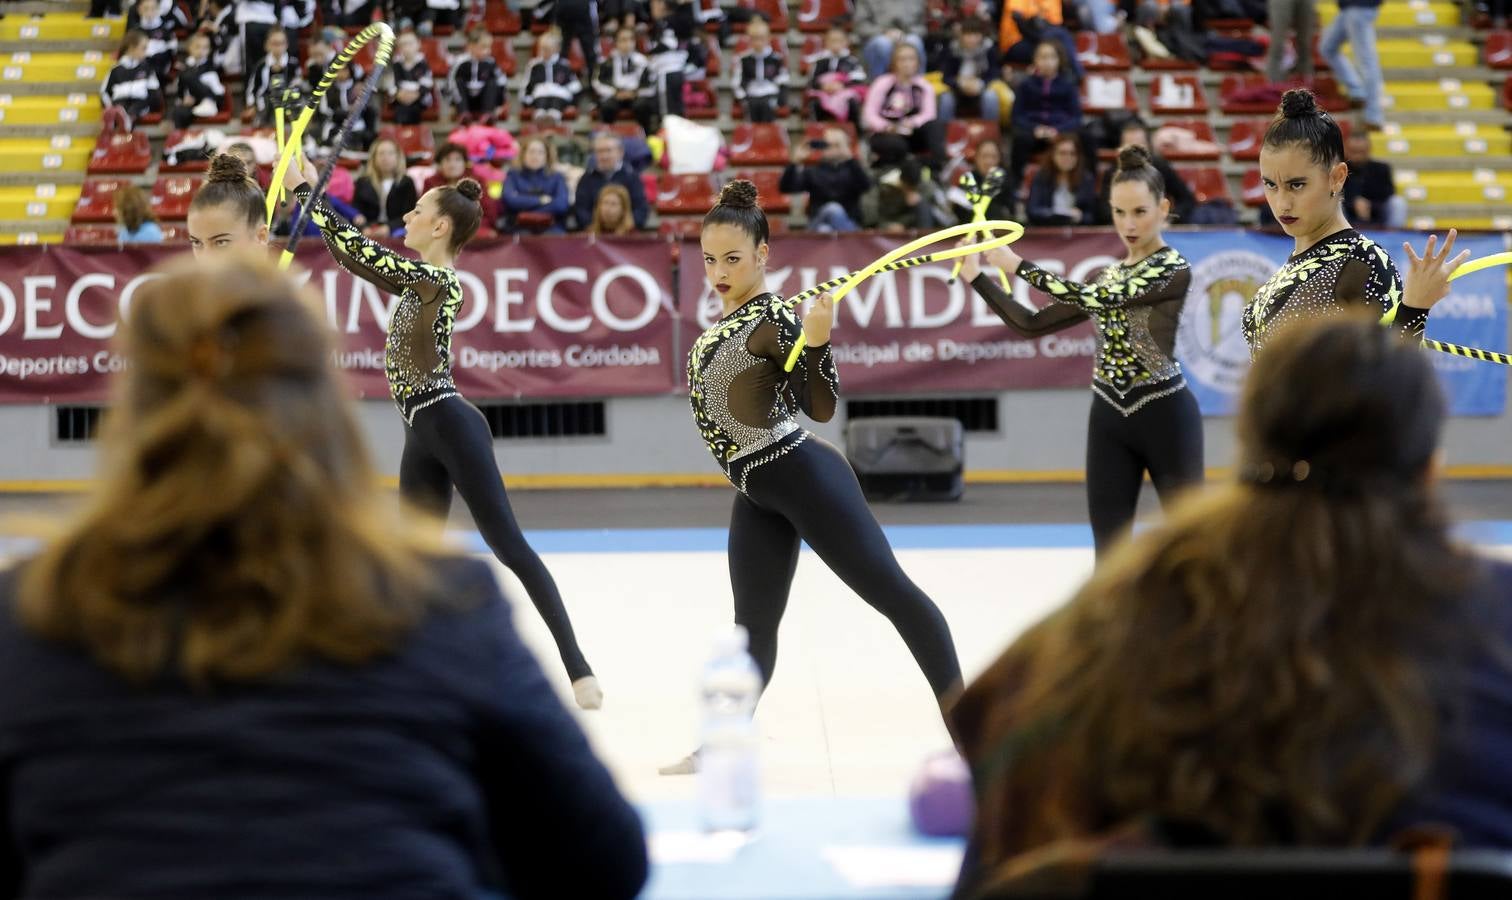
left=717, top=179, right=759, bottom=210
left=207, top=152, right=253, bottom=185
left=454, top=177, right=482, bottom=203
left=1115, top=143, right=1153, bottom=172
left=1279, top=88, right=1320, bottom=119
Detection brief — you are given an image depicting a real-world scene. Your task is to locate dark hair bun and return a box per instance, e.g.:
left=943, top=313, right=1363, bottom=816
left=207, top=152, right=253, bottom=184
left=717, top=179, right=759, bottom=210
left=454, top=177, right=482, bottom=203
left=1116, top=143, right=1153, bottom=172
left=1280, top=88, right=1320, bottom=119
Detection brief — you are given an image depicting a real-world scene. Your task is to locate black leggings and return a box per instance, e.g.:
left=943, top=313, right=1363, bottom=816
left=401, top=396, right=592, bottom=681
left=1085, top=384, right=1205, bottom=558
left=730, top=436, right=962, bottom=704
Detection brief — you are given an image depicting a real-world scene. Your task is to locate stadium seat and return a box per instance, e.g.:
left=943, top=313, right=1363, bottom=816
left=1154, top=119, right=1219, bottom=160
left=658, top=218, right=703, bottom=239
left=739, top=169, right=789, bottom=213
left=1148, top=74, right=1208, bottom=114
left=71, top=178, right=133, bottom=224
left=1489, top=31, right=1512, bottom=68
left=1082, top=74, right=1139, bottom=112
left=945, top=119, right=1002, bottom=161
left=656, top=173, right=719, bottom=214
left=1076, top=31, right=1131, bottom=71
left=803, top=120, right=858, bottom=162
left=796, top=0, right=852, bottom=32
left=151, top=175, right=202, bottom=220
left=729, top=122, right=791, bottom=165
left=740, top=0, right=790, bottom=31
left=1227, top=118, right=1266, bottom=160
left=382, top=125, right=435, bottom=163
left=604, top=121, right=647, bottom=142
left=485, top=0, right=523, bottom=35
left=1241, top=169, right=1266, bottom=206
left=1176, top=166, right=1231, bottom=204
left=420, top=37, right=452, bottom=77
left=495, top=37, right=519, bottom=77
left=63, top=224, right=120, bottom=245
left=87, top=129, right=151, bottom=175
left=798, top=35, right=823, bottom=74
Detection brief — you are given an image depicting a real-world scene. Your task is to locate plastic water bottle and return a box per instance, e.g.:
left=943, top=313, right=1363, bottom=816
left=697, top=626, right=762, bottom=833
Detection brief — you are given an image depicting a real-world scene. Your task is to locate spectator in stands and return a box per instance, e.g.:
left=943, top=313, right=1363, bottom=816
left=128, top=0, right=188, bottom=85
left=101, top=30, right=163, bottom=131
left=574, top=131, right=649, bottom=231
left=320, top=0, right=377, bottom=28
left=731, top=14, right=789, bottom=123
left=170, top=32, right=226, bottom=128
left=550, top=0, right=600, bottom=82
left=451, top=26, right=508, bottom=125
left=876, top=157, right=951, bottom=232
left=642, top=0, right=706, bottom=124
left=521, top=27, right=583, bottom=123
left=423, top=141, right=501, bottom=230
left=951, top=313, right=1512, bottom=895
left=1266, top=0, right=1315, bottom=84
left=1343, top=133, right=1406, bottom=228
left=1321, top=0, right=1383, bottom=130
left=951, top=139, right=1017, bottom=223
left=1009, top=40, right=1081, bottom=188
left=855, top=0, right=927, bottom=79
left=246, top=27, right=304, bottom=127
left=502, top=136, right=572, bottom=233
left=393, top=0, right=463, bottom=36
left=88, top=0, right=123, bottom=21
left=304, top=27, right=342, bottom=87
left=588, top=183, right=636, bottom=235
left=1096, top=118, right=1195, bottom=224
left=862, top=43, right=947, bottom=174
left=998, top=0, right=1084, bottom=79
left=238, top=0, right=312, bottom=84
left=113, top=184, right=163, bottom=244
left=1025, top=133, right=1098, bottom=226
left=594, top=26, right=655, bottom=134
left=387, top=30, right=435, bottom=126
left=781, top=126, right=870, bottom=233
left=939, top=18, right=1001, bottom=124
left=318, top=61, right=378, bottom=157
left=0, top=251, right=649, bottom=900
left=806, top=23, right=866, bottom=124
left=352, top=136, right=419, bottom=238
left=195, top=0, right=238, bottom=75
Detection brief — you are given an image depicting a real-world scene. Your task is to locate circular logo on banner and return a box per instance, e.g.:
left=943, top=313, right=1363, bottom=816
left=1176, top=250, right=1274, bottom=400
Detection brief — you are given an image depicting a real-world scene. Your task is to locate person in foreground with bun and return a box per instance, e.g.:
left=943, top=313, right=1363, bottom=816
left=959, top=145, right=1201, bottom=560
left=187, top=153, right=270, bottom=255
left=1247, top=88, right=1467, bottom=357
left=281, top=158, right=604, bottom=711
left=663, top=178, right=963, bottom=774
left=950, top=314, right=1512, bottom=898
left=0, top=252, right=648, bottom=899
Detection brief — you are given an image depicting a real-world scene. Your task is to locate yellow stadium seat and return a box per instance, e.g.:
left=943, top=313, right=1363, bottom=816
left=0, top=51, right=109, bottom=83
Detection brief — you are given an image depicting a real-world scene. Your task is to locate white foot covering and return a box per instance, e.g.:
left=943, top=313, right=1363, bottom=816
left=572, top=676, right=603, bottom=710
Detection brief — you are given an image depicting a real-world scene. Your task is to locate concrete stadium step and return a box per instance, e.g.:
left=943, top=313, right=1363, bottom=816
left=9, top=1, right=91, bottom=13
left=1381, top=80, right=1497, bottom=112
left=0, top=138, right=93, bottom=172
left=0, top=184, right=83, bottom=221
left=1319, top=1, right=1460, bottom=27
left=0, top=221, right=69, bottom=243
left=0, top=39, right=115, bottom=54
left=1373, top=37, right=1478, bottom=68
left=0, top=94, right=100, bottom=125
left=1407, top=210, right=1512, bottom=230
left=1, top=50, right=109, bottom=82
left=0, top=13, right=122, bottom=41
left=1372, top=123, right=1512, bottom=157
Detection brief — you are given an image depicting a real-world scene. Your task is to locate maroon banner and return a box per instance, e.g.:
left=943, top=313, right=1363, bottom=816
left=677, top=231, right=1127, bottom=394
left=0, top=237, right=678, bottom=403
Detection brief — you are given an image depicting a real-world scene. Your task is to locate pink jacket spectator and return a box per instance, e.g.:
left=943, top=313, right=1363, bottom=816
left=862, top=74, right=937, bottom=134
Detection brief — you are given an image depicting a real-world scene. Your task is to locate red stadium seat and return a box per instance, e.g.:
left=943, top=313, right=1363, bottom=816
left=798, top=35, right=823, bottom=74
left=1082, top=74, right=1138, bottom=112
left=495, top=38, right=519, bottom=77
left=160, top=129, right=210, bottom=172
left=1489, top=31, right=1512, bottom=68
left=1154, top=119, right=1219, bottom=160
left=604, top=121, right=647, bottom=142
left=1240, top=169, right=1266, bottom=207
left=659, top=218, right=704, bottom=238
left=656, top=173, right=719, bottom=214
left=88, top=129, right=151, bottom=175
left=159, top=222, right=189, bottom=243
left=1176, top=166, right=1231, bottom=205
left=151, top=175, right=202, bottom=221
left=1221, top=75, right=1348, bottom=115
left=1227, top=118, right=1267, bottom=160
left=1140, top=49, right=1199, bottom=71
left=739, top=169, right=790, bottom=213
left=420, top=37, right=452, bottom=77
left=485, top=0, right=523, bottom=35
left=945, top=119, right=1002, bottom=161
left=1147, top=74, right=1208, bottom=114
left=796, top=0, right=852, bottom=32
left=71, top=178, right=133, bottom=224
left=64, top=224, right=121, bottom=245
left=381, top=124, right=435, bottom=162
left=1076, top=31, right=1131, bottom=71
left=802, top=120, right=858, bottom=162
left=740, top=0, right=790, bottom=31
left=729, top=122, right=791, bottom=165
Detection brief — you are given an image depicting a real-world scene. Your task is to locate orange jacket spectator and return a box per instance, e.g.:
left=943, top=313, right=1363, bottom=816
left=1000, top=0, right=1064, bottom=49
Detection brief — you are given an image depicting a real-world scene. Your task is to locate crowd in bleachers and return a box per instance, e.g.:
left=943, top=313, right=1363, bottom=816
left=84, top=0, right=1411, bottom=243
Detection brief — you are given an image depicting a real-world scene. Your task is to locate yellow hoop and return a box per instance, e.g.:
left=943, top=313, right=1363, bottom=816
left=1448, top=251, right=1512, bottom=282
left=782, top=220, right=1026, bottom=370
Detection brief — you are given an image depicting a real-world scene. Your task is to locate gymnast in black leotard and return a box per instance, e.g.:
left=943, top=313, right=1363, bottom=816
left=281, top=157, right=602, bottom=710
left=662, top=179, right=962, bottom=775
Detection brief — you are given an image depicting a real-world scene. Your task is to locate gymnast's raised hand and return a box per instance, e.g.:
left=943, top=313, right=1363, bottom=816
left=803, top=291, right=835, bottom=347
